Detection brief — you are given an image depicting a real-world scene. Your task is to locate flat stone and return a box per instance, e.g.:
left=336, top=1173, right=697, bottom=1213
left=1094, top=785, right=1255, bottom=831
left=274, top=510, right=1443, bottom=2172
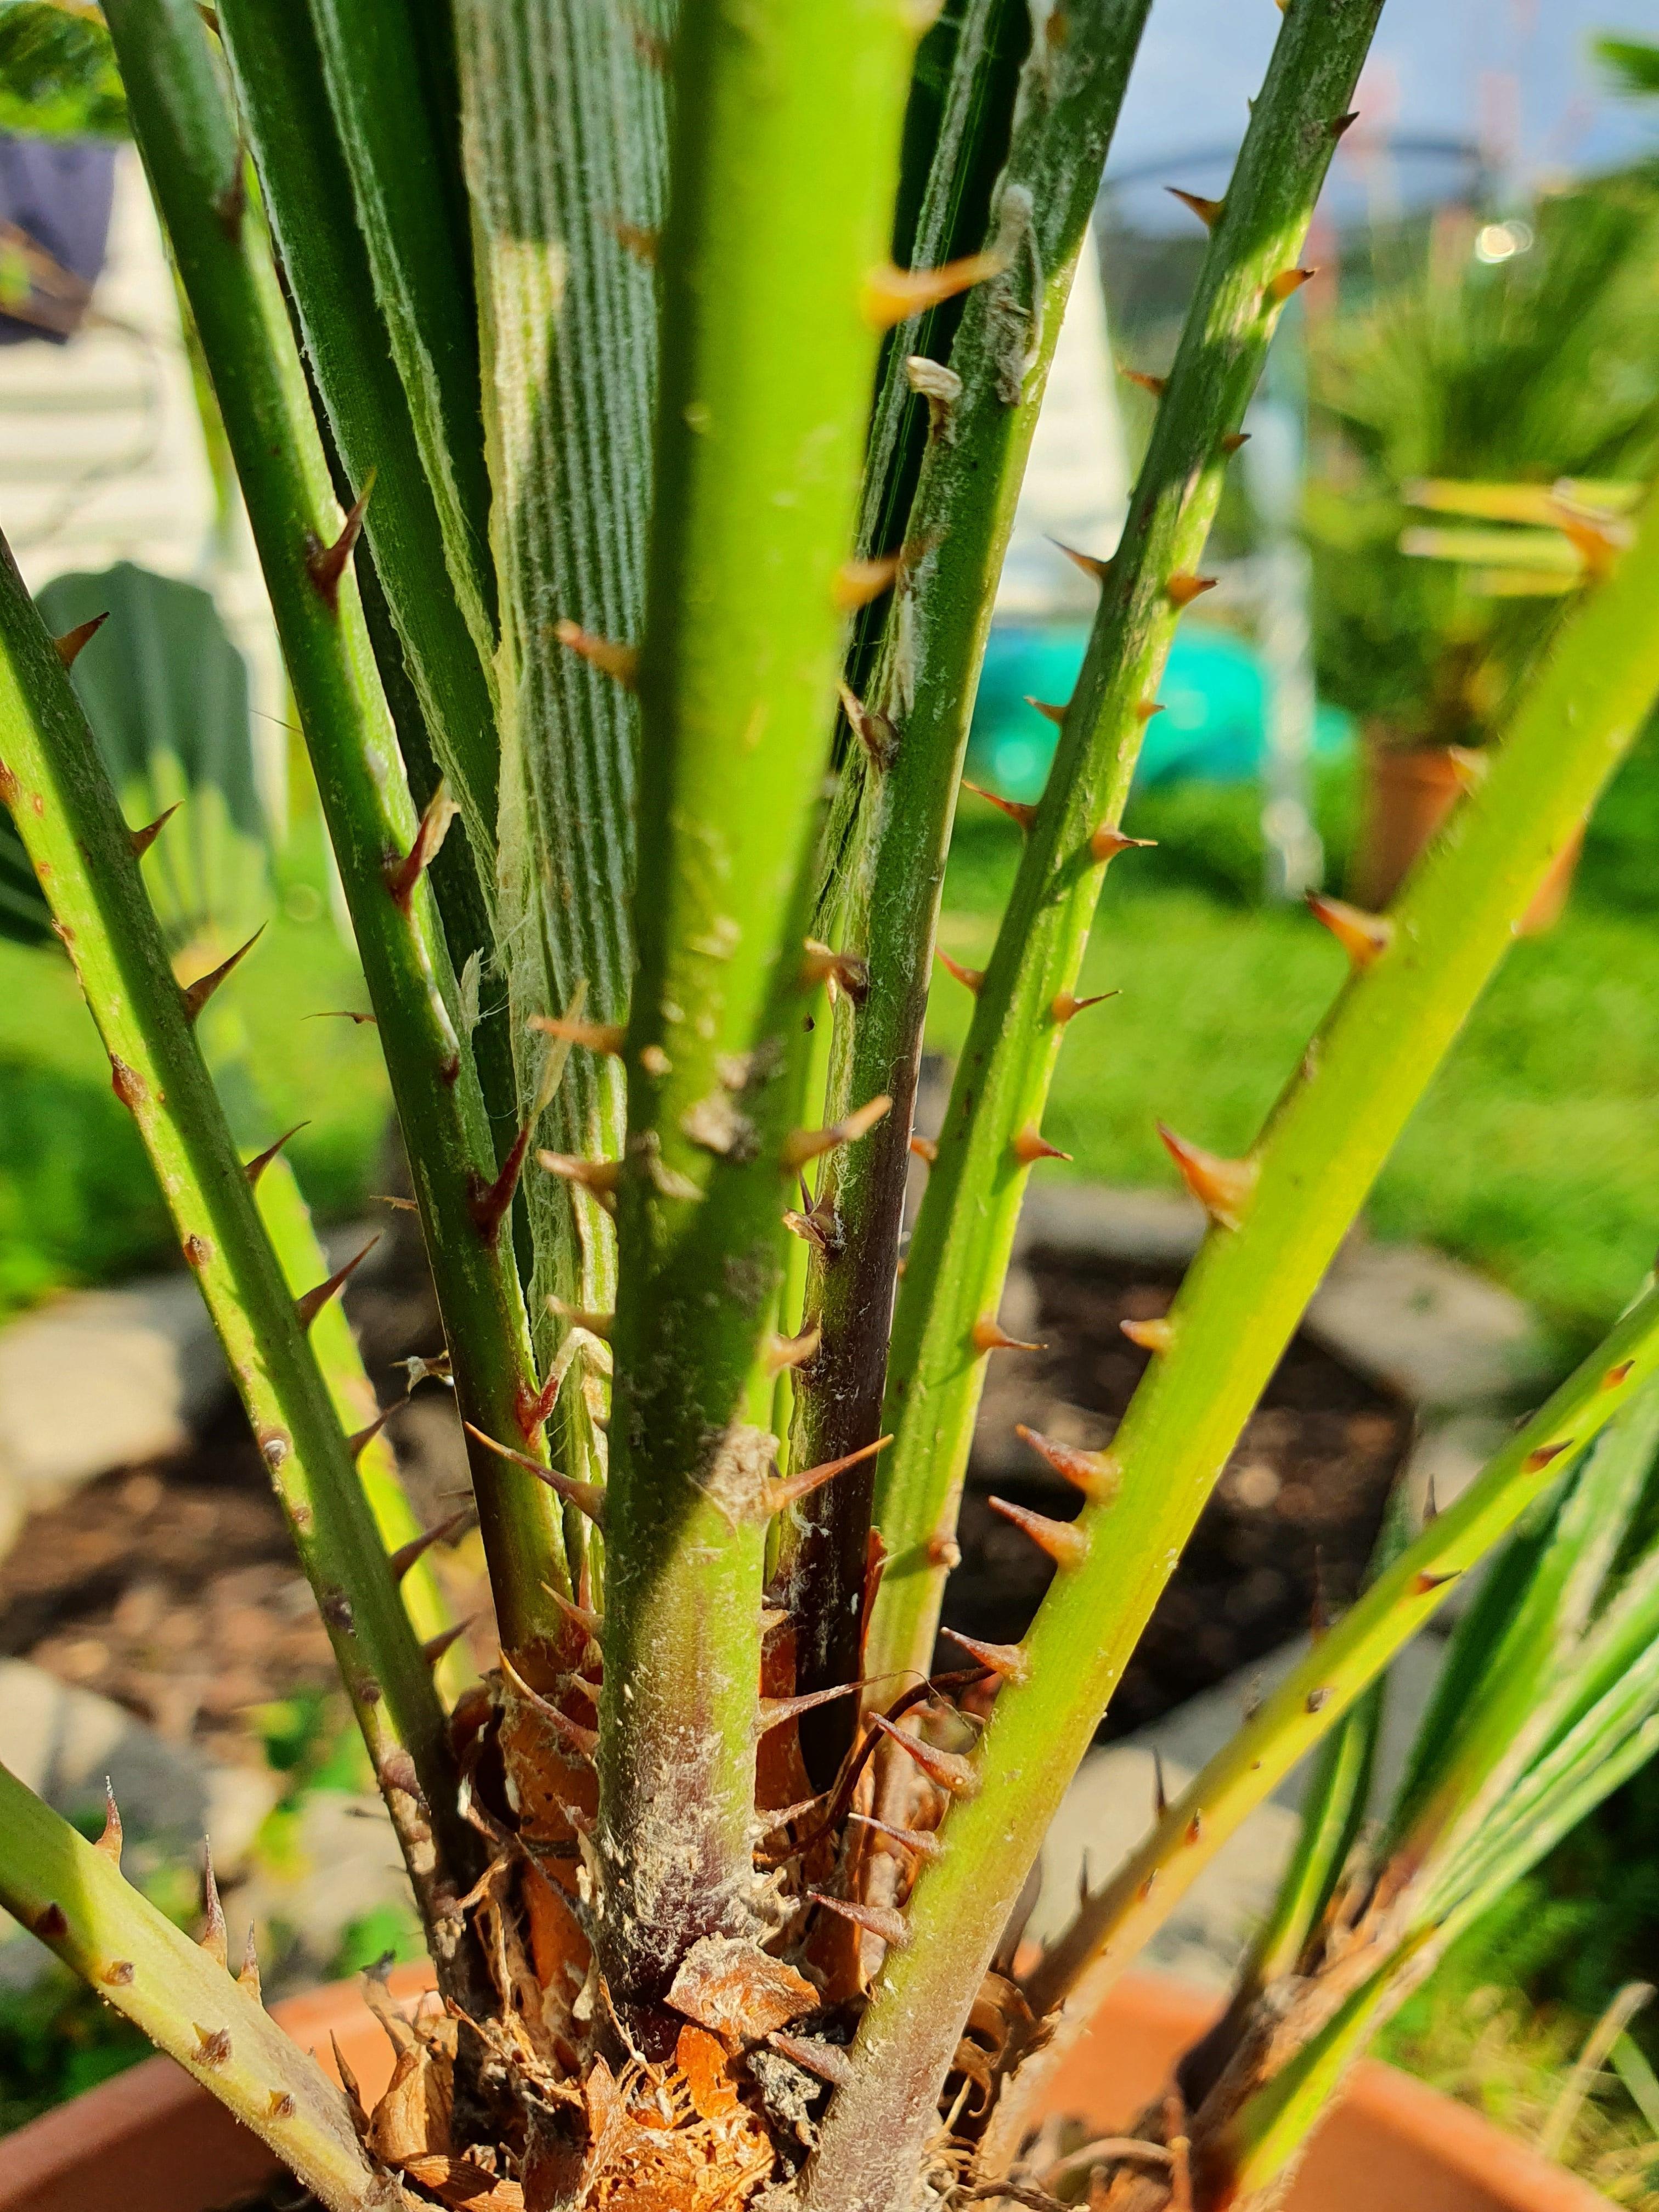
left=1029, top=1744, right=1299, bottom=1991
left=1305, top=1239, right=1552, bottom=1412
left=1020, top=1183, right=1206, bottom=1269
left=232, top=1790, right=413, bottom=1979
left=0, top=1221, right=384, bottom=1550
left=0, top=1278, right=221, bottom=1539
left=0, top=1660, right=277, bottom=1988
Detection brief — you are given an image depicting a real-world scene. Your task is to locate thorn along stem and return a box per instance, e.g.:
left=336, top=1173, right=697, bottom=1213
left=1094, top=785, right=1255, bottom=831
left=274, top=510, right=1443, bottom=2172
left=294, top=1238, right=377, bottom=1329
left=303, top=469, right=374, bottom=613
left=180, top=927, right=265, bottom=1023
left=53, top=611, right=110, bottom=668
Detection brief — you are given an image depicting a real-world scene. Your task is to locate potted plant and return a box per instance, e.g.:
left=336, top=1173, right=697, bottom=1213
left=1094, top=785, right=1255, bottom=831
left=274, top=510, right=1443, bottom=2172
left=1304, top=174, right=1659, bottom=919
left=4, top=3, right=1659, bottom=2210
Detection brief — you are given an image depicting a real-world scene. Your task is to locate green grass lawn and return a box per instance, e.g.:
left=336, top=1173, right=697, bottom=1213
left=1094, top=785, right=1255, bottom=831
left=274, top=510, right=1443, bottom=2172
left=0, top=816, right=390, bottom=1314
left=5, top=746, right=1658, bottom=1362
left=934, top=755, right=1659, bottom=1363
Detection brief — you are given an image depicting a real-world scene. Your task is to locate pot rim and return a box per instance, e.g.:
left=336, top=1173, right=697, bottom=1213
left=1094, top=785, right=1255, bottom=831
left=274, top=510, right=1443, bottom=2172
left=0, top=1967, right=1611, bottom=2212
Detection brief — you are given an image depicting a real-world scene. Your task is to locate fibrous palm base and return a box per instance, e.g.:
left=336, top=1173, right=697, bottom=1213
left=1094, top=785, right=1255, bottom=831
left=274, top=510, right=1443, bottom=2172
left=336, top=1620, right=1037, bottom=2212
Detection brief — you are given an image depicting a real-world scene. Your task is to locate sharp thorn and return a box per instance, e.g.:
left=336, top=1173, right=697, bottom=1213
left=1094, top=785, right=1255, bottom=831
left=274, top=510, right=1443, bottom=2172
left=528, top=1013, right=627, bottom=1056
left=553, top=619, right=639, bottom=689
left=295, top=1238, right=377, bottom=1329
left=962, top=779, right=1036, bottom=831
left=386, top=779, right=460, bottom=911
left=345, top=1404, right=395, bottom=1460
left=464, top=1422, right=607, bottom=1526
left=757, top=1679, right=866, bottom=1735
left=1330, top=110, right=1360, bottom=138
left=606, top=215, right=660, bottom=263
left=1156, top=1123, right=1257, bottom=1229
left=833, top=552, right=902, bottom=612
left=244, top=1122, right=308, bottom=1187
left=861, top=248, right=1005, bottom=331
left=54, top=611, right=109, bottom=668
left=940, top=1627, right=1030, bottom=1683
left=1091, top=824, right=1157, bottom=863
left=1525, top=1441, right=1573, bottom=1474
left=839, top=681, right=899, bottom=771
left=1136, top=699, right=1166, bottom=724
left=506, top=1380, right=568, bottom=1464
left=549, top=1586, right=603, bottom=1640
left=94, top=1778, right=122, bottom=1867
left=1052, top=538, right=1112, bottom=583
left=986, top=1494, right=1089, bottom=1570
left=129, top=801, right=181, bottom=858
left=194, top=2023, right=232, bottom=2069
left=809, top=1890, right=911, bottom=1945
left=781, top=1093, right=891, bottom=1172
left=870, top=1713, right=980, bottom=1796
left=421, top=1621, right=472, bottom=1669
left=499, top=1654, right=599, bottom=1759
left=1413, top=1569, right=1462, bottom=1596
left=926, top=1532, right=961, bottom=1569
left=1425, top=1474, right=1440, bottom=1523
left=388, top=1507, right=472, bottom=1582
left=936, top=949, right=984, bottom=995
left=199, top=1843, right=227, bottom=1970
left=1025, top=695, right=1069, bottom=727
left=236, top=1927, right=262, bottom=2005
left=766, top=1324, right=821, bottom=1376
left=801, top=937, right=871, bottom=1005
left=537, top=1150, right=622, bottom=1215
left=305, top=471, right=374, bottom=612
left=330, top=2032, right=365, bottom=2121
left=1266, top=267, right=1317, bottom=305
left=1121, top=1316, right=1175, bottom=1356
left=1604, top=1359, right=1636, bottom=1391
left=1012, top=1124, right=1071, bottom=1165
left=1166, top=187, right=1224, bottom=230
left=1153, top=1746, right=1169, bottom=1819
left=1166, top=572, right=1218, bottom=607
left=972, top=1316, right=1043, bottom=1355
left=910, top=1132, right=939, bottom=1165
left=1120, top=367, right=1169, bottom=398
left=763, top=1434, right=891, bottom=1515
left=180, top=926, right=265, bottom=1023
left=306, top=1007, right=377, bottom=1026
left=1052, top=989, right=1119, bottom=1024
left=549, top=1297, right=614, bottom=1340
left=1221, top=431, right=1251, bottom=456
left=467, top=1120, right=533, bottom=1245
left=768, top=2030, right=856, bottom=2086
left=1307, top=893, right=1393, bottom=969
left=1015, top=1423, right=1120, bottom=1502
left=848, top=1810, right=942, bottom=1861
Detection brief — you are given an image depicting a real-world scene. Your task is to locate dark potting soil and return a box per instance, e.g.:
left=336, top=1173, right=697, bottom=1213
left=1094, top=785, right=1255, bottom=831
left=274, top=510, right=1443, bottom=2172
left=0, top=1248, right=1409, bottom=1758
left=949, top=1246, right=1413, bottom=1736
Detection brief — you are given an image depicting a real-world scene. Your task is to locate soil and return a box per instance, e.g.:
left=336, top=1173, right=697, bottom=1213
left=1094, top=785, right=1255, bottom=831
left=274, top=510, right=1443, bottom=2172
left=0, top=1244, right=1410, bottom=1761
left=952, top=1246, right=1413, bottom=1736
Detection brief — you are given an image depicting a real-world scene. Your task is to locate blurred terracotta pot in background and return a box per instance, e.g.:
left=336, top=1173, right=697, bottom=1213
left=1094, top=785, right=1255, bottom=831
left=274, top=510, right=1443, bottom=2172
left=0, top=1968, right=1611, bottom=2212
left=1352, top=733, right=1583, bottom=932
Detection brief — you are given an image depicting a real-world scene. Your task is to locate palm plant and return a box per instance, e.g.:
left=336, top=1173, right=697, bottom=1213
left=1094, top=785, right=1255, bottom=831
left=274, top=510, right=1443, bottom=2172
left=4, top=3, right=1659, bottom=2210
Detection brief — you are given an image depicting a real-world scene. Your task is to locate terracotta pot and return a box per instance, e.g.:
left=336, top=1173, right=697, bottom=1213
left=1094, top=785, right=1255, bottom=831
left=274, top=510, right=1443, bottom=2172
left=1350, top=737, right=1583, bottom=934
left=0, top=1968, right=1609, bottom=2212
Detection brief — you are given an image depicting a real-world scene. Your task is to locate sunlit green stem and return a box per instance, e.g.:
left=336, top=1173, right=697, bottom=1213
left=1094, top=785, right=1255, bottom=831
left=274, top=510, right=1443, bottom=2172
left=596, top=0, right=916, bottom=2044
left=810, top=447, right=1659, bottom=2212
left=782, top=0, right=1153, bottom=1782
left=0, top=533, right=473, bottom=1968
left=102, top=0, right=569, bottom=1655
left=993, top=1284, right=1659, bottom=2146
left=0, top=1765, right=378, bottom=2212
left=866, top=0, right=1385, bottom=1693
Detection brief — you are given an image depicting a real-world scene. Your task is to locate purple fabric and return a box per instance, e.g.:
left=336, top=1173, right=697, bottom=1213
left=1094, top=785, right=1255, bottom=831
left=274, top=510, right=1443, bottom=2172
left=0, top=132, right=117, bottom=345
